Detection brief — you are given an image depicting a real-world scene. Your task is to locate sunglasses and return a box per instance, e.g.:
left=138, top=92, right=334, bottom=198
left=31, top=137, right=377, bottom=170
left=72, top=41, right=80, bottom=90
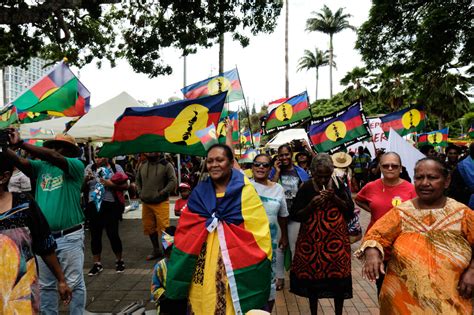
left=253, top=162, right=271, bottom=168
left=380, top=164, right=400, bottom=170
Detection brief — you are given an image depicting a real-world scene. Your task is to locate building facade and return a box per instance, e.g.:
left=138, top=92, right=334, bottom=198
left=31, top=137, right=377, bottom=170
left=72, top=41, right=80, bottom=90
left=1, top=58, right=53, bottom=107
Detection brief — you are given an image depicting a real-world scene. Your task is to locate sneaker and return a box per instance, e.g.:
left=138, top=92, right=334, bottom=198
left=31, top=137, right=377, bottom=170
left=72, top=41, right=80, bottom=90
left=116, top=260, right=125, bottom=273
left=88, top=263, right=103, bottom=276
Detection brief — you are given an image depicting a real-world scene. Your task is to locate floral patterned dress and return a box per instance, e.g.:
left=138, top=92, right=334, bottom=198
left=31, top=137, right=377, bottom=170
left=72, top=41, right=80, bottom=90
left=356, top=198, right=474, bottom=314
left=0, top=193, right=56, bottom=314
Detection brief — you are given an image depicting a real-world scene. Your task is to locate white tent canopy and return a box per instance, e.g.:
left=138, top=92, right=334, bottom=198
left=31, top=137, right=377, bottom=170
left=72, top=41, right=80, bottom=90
left=19, top=116, right=77, bottom=140
left=265, top=128, right=310, bottom=149
left=68, top=92, right=141, bottom=142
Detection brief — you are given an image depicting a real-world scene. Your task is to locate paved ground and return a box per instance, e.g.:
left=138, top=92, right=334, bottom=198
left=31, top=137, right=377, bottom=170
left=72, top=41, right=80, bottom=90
left=58, top=199, right=379, bottom=314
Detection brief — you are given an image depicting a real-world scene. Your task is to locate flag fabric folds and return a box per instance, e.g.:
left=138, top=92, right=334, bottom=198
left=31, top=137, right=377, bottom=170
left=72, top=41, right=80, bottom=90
left=418, top=128, right=449, bottom=147
left=12, top=61, right=90, bottom=117
left=380, top=106, right=426, bottom=137
left=181, top=68, right=243, bottom=103
left=98, top=92, right=227, bottom=157
left=263, top=91, right=311, bottom=134
left=166, top=169, right=272, bottom=314
left=18, top=112, right=50, bottom=124
left=241, top=130, right=252, bottom=146
left=308, top=102, right=370, bottom=153
left=216, top=112, right=239, bottom=144
left=0, top=106, right=18, bottom=128
left=239, top=148, right=259, bottom=163
left=195, top=123, right=219, bottom=151
left=252, top=132, right=261, bottom=148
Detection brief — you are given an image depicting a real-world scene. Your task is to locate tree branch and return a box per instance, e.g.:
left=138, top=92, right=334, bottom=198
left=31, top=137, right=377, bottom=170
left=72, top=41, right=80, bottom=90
left=0, top=0, right=120, bottom=24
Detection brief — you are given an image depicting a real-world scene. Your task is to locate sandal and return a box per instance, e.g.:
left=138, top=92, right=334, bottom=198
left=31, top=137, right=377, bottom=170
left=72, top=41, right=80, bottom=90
left=276, top=278, right=285, bottom=291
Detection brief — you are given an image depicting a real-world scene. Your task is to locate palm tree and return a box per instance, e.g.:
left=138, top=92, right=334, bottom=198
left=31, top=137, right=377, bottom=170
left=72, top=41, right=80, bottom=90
left=306, top=5, right=355, bottom=97
left=297, top=48, right=333, bottom=101
left=340, top=66, right=372, bottom=103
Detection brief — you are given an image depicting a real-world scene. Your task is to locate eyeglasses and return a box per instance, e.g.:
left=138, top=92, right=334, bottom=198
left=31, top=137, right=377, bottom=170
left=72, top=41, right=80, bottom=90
left=380, top=164, right=400, bottom=170
left=253, top=162, right=271, bottom=168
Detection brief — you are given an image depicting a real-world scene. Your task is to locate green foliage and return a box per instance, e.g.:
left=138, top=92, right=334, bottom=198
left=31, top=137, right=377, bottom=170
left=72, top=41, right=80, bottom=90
left=356, top=0, right=473, bottom=125
left=306, top=5, right=356, bottom=36
left=0, top=1, right=283, bottom=77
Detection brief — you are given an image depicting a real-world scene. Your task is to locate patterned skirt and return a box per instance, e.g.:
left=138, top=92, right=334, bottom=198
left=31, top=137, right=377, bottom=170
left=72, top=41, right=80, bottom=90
left=290, top=205, right=353, bottom=299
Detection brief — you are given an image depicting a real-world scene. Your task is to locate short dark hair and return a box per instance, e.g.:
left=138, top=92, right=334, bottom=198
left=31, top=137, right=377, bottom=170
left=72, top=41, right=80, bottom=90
left=277, top=144, right=293, bottom=154
left=446, top=144, right=460, bottom=154
left=419, top=144, right=435, bottom=155
left=415, top=157, right=449, bottom=178
left=253, top=153, right=272, bottom=163
left=295, top=151, right=311, bottom=161
left=207, top=144, right=234, bottom=162
left=0, top=155, right=14, bottom=174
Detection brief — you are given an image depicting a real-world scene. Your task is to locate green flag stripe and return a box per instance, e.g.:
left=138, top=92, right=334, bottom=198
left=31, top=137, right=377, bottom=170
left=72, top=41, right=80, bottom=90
left=99, top=134, right=208, bottom=157
left=25, top=78, right=78, bottom=113
left=14, top=90, right=40, bottom=110
left=265, top=109, right=311, bottom=129
left=234, top=258, right=272, bottom=312
left=166, top=247, right=198, bottom=300
left=315, top=125, right=369, bottom=152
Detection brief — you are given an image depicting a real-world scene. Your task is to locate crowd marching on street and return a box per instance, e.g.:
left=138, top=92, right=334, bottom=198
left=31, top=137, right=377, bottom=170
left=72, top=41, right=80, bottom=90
left=1, top=115, right=474, bottom=315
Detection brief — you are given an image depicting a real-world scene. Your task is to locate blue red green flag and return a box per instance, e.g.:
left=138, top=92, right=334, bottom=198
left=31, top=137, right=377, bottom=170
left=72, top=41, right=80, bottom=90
left=216, top=111, right=239, bottom=144
left=253, top=132, right=261, bottom=148
left=98, top=92, right=227, bottom=157
left=308, top=102, right=370, bottom=153
left=241, top=130, right=252, bottom=146
left=263, top=91, right=311, bottom=134
left=12, top=61, right=90, bottom=117
left=195, top=123, right=219, bottom=150
left=418, top=128, right=449, bottom=147
left=239, top=148, right=259, bottom=163
left=181, top=68, right=243, bottom=103
left=380, top=106, right=426, bottom=137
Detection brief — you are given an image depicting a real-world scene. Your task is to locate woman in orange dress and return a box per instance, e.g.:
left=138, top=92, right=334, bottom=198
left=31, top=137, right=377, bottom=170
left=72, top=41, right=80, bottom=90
left=356, top=157, right=474, bottom=314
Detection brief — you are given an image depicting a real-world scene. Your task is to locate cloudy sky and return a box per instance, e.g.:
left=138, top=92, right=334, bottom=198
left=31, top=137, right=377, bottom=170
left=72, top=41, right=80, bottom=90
left=78, top=0, right=372, bottom=112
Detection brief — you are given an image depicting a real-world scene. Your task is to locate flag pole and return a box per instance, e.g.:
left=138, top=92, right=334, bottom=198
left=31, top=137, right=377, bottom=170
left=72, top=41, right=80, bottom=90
left=235, top=66, right=255, bottom=149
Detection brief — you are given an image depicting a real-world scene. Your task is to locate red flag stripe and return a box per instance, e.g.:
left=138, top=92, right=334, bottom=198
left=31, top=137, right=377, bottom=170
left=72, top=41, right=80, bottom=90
left=310, top=114, right=364, bottom=143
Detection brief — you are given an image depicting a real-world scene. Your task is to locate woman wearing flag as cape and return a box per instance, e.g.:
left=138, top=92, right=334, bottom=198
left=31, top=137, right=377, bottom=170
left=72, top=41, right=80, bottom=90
left=165, top=135, right=272, bottom=314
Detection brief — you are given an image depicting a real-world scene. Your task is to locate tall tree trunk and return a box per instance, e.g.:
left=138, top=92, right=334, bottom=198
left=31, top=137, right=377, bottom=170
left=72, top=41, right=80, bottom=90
left=284, top=0, right=289, bottom=98
left=329, top=34, right=333, bottom=98
left=315, top=67, right=319, bottom=101
left=219, top=32, right=224, bottom=74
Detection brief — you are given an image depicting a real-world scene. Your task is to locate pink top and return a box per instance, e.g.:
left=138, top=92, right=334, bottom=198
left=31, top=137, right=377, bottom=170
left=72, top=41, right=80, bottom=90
left=356, top=178, right=417, bottom=231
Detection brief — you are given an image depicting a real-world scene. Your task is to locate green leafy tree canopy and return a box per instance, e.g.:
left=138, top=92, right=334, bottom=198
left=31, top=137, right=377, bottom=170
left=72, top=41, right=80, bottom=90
left=0, top=0, right=283, bottom=77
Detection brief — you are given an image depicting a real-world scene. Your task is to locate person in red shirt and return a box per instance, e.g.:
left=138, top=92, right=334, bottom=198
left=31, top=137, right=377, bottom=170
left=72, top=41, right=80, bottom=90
left=174, top=183, right=191, bottom=217
left=355, top=151, right=416, bottom=294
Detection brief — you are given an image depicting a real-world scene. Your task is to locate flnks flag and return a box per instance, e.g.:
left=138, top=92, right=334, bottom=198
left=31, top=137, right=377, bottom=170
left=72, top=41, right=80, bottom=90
left=308, top=102, right=370, bottom=153
left=99, top=92, right=227, bottom=157
left=380, top=107, right=426, bottom=137
left=263, top=91, right=311, bottom=134
left=181, top=68, right=243, bottom=103
left=216, top=112, right=239, bottom=144
left=12, top=61, right=90, bottom=117
left=195, top=123, right=218, bottom=151
left=418, top=128, right=448, bottom=147
left=0, top=106, right=17, bottom=128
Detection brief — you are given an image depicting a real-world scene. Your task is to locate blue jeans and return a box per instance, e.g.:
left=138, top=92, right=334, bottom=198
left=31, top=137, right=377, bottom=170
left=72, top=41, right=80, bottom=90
left=38, top=228, right=86, bottom=315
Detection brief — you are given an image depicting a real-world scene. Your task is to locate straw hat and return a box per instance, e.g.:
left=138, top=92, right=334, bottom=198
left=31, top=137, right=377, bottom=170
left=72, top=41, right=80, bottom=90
left=332, top=152, right=352, bottom=168
left=43, top=134, right=80, bottom=157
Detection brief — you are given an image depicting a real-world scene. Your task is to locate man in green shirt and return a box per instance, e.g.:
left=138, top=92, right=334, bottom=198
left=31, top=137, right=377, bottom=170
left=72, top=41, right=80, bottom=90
left=2, top=129, right=86, bottom=315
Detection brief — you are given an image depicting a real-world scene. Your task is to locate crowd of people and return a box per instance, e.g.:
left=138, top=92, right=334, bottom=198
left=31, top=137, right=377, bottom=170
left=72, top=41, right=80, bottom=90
left=1, top=123, right=474, bottom=315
